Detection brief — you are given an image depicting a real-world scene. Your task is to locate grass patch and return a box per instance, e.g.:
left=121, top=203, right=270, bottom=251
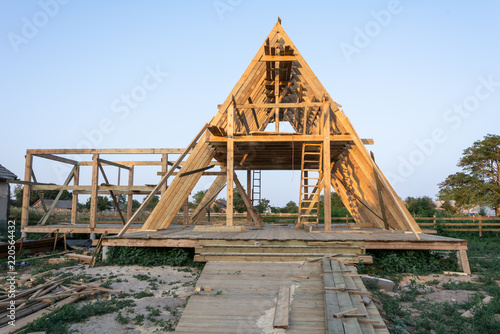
left=106, top=247, right=203, bottom=268
left=22, top=298, right=136, bottom=334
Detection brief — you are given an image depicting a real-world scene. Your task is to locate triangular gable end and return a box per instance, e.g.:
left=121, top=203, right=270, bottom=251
left=120, top=20, right=421, bottom=239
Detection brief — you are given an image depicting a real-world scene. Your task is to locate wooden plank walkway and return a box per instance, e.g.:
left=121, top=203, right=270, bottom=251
left=175, top=260, right=388, bottom=333
left=175, top=261, right=326, bottom=333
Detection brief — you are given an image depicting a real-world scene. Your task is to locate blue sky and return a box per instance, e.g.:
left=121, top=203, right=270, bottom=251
left=1, top=0, right=499, bottom=207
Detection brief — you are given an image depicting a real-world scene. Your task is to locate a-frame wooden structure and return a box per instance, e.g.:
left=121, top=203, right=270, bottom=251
left=118, top=20, right=421, bottom=239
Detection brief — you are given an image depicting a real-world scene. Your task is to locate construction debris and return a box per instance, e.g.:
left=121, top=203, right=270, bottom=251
left=0, top=266, right=122, bottom=333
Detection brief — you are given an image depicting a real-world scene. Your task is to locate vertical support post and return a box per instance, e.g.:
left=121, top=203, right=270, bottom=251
left=71, top=165, right=79, bottom=225
left=21, top=153, right=33, bottom=234
left=161, top=153, right=168, bottom=196
left=478, top=216, right=482, bottom=237
left=323, top=104, right=332, bottom=231
left=247, top=170, right=252, bottom=223
left=127, top=165, right=134, bottom=221
left=90, top=154, right=99, bottom=230
left=226, top=104, right=235, bottom=226
left=183, top=197, right=189, bottom=225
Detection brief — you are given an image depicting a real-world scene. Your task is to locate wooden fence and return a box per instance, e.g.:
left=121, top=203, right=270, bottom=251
left=414, top=216, right=500, bottom=236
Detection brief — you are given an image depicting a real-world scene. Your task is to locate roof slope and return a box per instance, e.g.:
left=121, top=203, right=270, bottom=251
left=0, top=164, right=18, bottom=180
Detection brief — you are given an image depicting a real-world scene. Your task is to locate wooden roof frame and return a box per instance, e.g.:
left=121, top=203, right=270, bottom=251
left=118, top=20, right=422, bottom=239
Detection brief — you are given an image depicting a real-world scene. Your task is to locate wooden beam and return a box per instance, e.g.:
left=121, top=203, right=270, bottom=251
left=71, top=166, right=79, bottom=224
left=127, top=166, right=134, bottom=220
left=21, top=153, right=33, bottom=229
left=273, top=286, right=290, bottom=329
left=179, top=165, right=215, bottom=177
left=236, top=102, right=325, bottom=109
left=323, top=104, right=332, bottom=231
left=117, top=124, right=208, bottom=237
left=33, top=154, right=79, bottom=165
left=97, top=158, right=130, bottom=170
left=89, top=154, right=99, bottom=229
left=227, top=105, right=235, bottom=226
left=190, top=171, right=227, bottom=224
left=161, top=154, right=168, bottom=196
left=27, top=148, right=184, bottom=155
left=261, top=55, right=297, bottom=61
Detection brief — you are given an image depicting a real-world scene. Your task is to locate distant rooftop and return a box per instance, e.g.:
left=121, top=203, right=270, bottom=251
left=32, top=199, right=73, bottom=210
left=0, top=164, right=17, bottom=180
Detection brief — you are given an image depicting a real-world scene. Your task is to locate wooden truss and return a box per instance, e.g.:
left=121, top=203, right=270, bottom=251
left=115, top=20, right=421, bottom=238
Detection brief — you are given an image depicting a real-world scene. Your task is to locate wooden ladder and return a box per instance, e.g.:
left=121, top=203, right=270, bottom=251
left=297, top=143, right=323, bottom=229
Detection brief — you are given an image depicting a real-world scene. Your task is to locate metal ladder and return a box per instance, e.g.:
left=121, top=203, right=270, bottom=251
left=297, top=143, right=323, bottom=228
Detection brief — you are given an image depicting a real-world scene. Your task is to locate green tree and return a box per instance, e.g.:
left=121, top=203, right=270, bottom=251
left=256, top=198, right=270, bottom=214
left=233, top=188, right=246, bottom=213
left=282, top=201, right=298, bottom=213
left=144, top=195, right=160, bottom=211
left=84, top=196, right=113, bottom=211
left=405, top=196, right=436, bottom=217
left=440, top=200, right=457, bottom=215
left=193, top=190, right=208, bottom=206
left=438, top=134, right=500, bottom=216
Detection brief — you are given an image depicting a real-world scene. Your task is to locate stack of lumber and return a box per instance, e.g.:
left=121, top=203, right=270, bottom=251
left=323, top=258, right=388, bottom=333
left=194, top=240, right=372, bottom=263
left=0, top=269, right=121, bottom=332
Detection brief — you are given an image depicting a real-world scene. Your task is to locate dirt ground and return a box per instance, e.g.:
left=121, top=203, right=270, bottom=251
left=65, top=265, right=201, bottom=334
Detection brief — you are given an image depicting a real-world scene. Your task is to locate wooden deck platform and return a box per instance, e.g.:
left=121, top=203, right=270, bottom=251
left=101, top=225, right=471, bottom=274
left=102, top=225, right=466, bottom=250
left=175, top=260, right=388, bottom=333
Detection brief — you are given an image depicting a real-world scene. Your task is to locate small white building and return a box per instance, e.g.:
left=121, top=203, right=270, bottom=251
left=0, top=164, right=18, bottom=228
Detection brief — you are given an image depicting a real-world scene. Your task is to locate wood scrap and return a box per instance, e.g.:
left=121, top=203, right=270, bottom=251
left=64, top=253, right=92, bottom=264
left=332, top=308, right=358, bottom=318
left=273, top=286, right=290, bottom=329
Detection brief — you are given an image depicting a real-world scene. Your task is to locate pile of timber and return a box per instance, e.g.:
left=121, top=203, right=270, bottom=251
left=194, top=240, right=372, bottom=263
left=323, top=258, right=388, bottom=333
left=0, top=268, right=122, bottom=333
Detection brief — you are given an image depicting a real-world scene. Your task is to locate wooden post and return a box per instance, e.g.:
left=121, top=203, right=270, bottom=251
left=433, top=215, right=437, bottom=229
left=161, top=154, right=168, bottom=196
left=247, top=170, right=252, bottom=223
left=183, top=197, right=189, bottom=225
left=71, top=166, right=79, bottom=225
left=21, top=153, right=33, bottom=232
left=127, top=165, right=134, bottom=221
left=226, top=105, right=234, bottom=226
left=90, top=154, right=99, bottom=230
left=323, top=104, right=332, bottom=231
left=478, top=216, right=482, bottom=237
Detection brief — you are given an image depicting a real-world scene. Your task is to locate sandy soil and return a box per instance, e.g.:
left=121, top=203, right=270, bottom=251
left=64, top=265, right=201, bottom=334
